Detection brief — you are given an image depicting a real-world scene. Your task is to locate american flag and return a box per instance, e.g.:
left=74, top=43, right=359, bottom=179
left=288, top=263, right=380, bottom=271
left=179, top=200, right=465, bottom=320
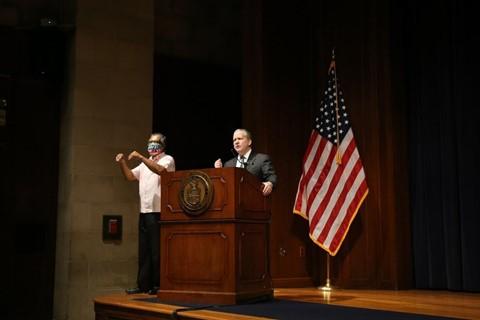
left=293, top=58, right=368, bottom=256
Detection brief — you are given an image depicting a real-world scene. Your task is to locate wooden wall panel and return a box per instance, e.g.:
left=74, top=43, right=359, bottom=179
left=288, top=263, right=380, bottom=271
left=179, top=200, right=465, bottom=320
left=242, top=0, right=411, bottom=289
left=242, top=0, right=319, bottom=288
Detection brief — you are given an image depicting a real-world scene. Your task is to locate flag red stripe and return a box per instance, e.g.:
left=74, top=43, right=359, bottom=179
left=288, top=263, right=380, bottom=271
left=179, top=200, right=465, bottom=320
left=307, top=144, right=337, bottom=233
left=294, top=131, right=319, bottom=212
left=302, top=130, right=320, bottom=164
left=328, top=179, right=368, bottom=254
left=305, top=141, right=335, bottom=215
left=308, top=136, right=357, bottom=234
left=294, top=132, right=326, bottom=213
left=306, top=130, right=355, bottom=217
left=293, top=131, right=317, bottom=209
left=316, top=156, right=363, bottom=244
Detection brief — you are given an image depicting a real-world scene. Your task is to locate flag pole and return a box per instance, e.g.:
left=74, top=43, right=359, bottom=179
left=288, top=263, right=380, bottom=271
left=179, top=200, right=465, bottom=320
left=318, top=48, right=337, bottom=292
left=331, top=48, right=342, bottom=165
left=318, top=252, right=333, bottom=291
left=295, top=47, right=367, bottom=293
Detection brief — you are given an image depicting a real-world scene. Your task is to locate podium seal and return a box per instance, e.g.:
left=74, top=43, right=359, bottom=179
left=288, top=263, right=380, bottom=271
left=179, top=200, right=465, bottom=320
left=178, top=170, right=214, bottom=216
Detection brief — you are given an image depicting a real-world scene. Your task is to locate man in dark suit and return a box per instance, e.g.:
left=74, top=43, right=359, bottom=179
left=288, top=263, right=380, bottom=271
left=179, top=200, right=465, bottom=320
left=214, top=128, right=277, bottom=196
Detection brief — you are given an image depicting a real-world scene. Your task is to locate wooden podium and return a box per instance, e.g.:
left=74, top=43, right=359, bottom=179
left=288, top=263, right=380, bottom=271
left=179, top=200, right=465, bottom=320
left=158, top=167, right=273, bottom=305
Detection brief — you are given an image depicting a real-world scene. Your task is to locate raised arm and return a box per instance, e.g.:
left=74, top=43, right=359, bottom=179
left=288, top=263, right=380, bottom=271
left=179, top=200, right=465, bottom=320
left=115, top=153, right=137, bottom=181
left=128, top=151, right=167, bottom=175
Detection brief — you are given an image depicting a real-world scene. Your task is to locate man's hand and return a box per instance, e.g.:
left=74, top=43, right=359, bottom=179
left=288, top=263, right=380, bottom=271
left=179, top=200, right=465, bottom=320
left=214, top=158, right=223, bottom=168
left=115, top=152, right=136, bottom=181
left=262, top=181, right=273, bottom=196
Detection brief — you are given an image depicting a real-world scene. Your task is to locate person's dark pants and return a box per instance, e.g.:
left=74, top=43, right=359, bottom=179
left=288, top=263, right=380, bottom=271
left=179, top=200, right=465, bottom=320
left=137, top=212, right=160, bottom=292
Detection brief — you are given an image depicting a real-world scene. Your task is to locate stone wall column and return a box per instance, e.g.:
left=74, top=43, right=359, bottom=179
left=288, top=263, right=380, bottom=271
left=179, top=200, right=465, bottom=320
left=54, top=1, right=153, bottom=319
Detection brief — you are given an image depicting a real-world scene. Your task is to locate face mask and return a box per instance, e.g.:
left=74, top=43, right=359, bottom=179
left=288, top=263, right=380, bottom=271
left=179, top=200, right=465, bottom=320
left=147, top=141, right=162, bottom=153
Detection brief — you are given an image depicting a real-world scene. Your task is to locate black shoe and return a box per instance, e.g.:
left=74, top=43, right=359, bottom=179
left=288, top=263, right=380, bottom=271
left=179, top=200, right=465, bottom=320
left=125, top=287, right=143, bottom=295
left=147, top=287, right=159, bottom=295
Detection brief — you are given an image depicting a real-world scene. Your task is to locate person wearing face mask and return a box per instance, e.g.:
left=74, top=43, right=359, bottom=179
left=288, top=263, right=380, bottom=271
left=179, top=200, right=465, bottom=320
left=214, top=128, right=277, bottom=196
left=115, top=133, right=175, bottom=295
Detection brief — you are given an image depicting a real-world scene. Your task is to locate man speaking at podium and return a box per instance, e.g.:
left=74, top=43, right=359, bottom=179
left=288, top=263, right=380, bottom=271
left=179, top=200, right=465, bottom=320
left=214, top=128, right=277, bottom=196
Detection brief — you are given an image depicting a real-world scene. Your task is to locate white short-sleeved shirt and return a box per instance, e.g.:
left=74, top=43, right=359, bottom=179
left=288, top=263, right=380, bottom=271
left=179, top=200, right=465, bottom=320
left=131, top=153, right=175, bottom=213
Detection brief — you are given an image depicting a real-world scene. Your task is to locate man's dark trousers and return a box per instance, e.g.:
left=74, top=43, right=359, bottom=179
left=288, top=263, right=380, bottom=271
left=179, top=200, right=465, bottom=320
left=137, top=212, right=160, bottom=292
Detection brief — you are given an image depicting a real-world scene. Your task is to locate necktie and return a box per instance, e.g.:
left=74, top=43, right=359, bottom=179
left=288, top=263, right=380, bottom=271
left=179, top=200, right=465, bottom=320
left=240, top=156, right=246, bottom=168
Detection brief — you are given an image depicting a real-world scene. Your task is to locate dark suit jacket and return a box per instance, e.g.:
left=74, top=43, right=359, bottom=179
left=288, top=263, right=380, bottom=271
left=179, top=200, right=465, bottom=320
left=224, top=152, right=277, bottom=187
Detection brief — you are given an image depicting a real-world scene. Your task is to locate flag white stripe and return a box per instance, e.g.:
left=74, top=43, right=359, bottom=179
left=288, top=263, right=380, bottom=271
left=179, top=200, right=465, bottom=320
left=305, top=138, right=332, bottom=194
left=320, top=139, right=360, bottom=235
left=307, top=145, right=335, bottom=227
left=310, top=133, right=356, bottom=239
left=308, top=130, right=354, bottom=233
left=296, top=133, right=323, bottom=215
left=323, top=165, right=366, bottom=247
left=303, top=133, right=322, bottom=174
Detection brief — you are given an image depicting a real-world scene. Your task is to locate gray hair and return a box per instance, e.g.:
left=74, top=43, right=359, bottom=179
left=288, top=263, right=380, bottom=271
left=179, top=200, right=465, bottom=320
left=149, top=133, right=166, bottom=149
left=234, top=128, right=252, bottom=140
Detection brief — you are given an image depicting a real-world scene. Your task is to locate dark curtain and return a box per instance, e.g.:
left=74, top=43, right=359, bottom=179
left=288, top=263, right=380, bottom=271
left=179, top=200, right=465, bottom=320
left=404, top=0, right=480, bottom=291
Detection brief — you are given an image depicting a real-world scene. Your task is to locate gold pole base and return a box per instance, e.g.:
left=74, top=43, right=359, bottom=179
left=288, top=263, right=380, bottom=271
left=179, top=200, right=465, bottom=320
left=317, top=278, right=335, bottom=291
left=318, top=285, right=333, bottom=291
left=317, top=283, right=333, bottom=302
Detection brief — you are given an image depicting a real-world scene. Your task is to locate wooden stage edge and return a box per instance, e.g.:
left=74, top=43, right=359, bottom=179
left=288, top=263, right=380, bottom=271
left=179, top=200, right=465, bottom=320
left=94, top=287, right=480, bottom=320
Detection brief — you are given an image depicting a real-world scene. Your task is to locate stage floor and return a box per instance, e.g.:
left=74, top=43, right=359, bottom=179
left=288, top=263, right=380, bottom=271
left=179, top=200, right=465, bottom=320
left=94, top=287, right=480, bottom=320
left=275, top=288, right=480, bottom=319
